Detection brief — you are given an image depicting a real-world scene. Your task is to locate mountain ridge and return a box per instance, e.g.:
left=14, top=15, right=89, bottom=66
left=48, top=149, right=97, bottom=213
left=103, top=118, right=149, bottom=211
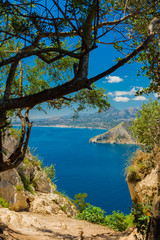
left=30, top=106, right=139, bottom=129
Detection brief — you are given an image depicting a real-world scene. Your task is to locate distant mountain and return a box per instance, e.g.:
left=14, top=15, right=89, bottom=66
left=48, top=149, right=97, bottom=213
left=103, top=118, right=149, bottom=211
left=89, top=121, right=135, bottom=144
left=31, top=106, right=139, bottom=129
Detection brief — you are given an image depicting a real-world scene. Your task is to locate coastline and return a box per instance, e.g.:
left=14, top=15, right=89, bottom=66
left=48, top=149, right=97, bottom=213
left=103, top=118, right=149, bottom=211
left=13, top=124, right=107, bottom=130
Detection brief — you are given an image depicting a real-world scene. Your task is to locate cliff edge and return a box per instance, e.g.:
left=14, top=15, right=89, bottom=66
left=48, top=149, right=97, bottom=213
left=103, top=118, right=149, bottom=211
left=89, top=121, right=135, bottom=144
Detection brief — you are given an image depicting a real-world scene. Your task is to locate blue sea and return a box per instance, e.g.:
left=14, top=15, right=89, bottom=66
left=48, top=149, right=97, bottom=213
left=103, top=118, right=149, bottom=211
left=28, top=127, right=137, bottom=215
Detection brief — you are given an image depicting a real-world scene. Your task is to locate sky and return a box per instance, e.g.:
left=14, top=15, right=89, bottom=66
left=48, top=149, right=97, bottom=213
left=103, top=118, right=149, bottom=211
left=30, top=35, right=156, bottom=119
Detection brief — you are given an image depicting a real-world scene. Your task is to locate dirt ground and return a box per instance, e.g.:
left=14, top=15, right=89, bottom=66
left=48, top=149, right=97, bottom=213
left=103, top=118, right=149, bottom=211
left=0, top=208, right=139, bottom=240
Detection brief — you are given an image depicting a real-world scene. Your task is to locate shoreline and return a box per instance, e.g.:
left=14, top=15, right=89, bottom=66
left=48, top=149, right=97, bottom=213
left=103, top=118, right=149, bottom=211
left=13, top=124, right=107, bottom=130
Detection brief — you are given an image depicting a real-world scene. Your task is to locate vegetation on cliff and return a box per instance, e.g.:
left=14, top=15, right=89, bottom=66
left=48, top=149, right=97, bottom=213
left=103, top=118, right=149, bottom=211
left=126, top=100, right=160, bottom=239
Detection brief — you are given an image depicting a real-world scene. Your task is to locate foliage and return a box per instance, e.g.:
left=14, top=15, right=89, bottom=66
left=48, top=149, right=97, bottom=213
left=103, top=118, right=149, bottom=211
left=126, top=165, right=142, bottom=183
left=131, top=99, right=160, bottom=151
left=76, top=205, right=105, bottom=224
left=77, top=204, right=134, bottom=231
left=43, top=164, right=55, bottom=182
left=72, top=193, right=90, bottom=212
left=0, top=0, right=159, bottom=172
left=0, top=197, right=10, bottom=208
left=105, top=211, right=134, bottom=232
left=126, top=149, right=157, bottom=183
left=19, top=175, right=34, bottom=194
left=131, top=203, right=152, bottom=237
left=15, top=184, right=23, bottom=191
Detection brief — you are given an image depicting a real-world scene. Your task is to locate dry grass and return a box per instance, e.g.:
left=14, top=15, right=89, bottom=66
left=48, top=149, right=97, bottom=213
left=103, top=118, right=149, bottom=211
left=126, top=147, right=160, bottom=183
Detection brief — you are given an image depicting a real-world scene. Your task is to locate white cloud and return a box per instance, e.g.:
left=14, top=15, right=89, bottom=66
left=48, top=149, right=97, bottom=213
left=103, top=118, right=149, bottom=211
left=113, top=97, right=130, bottom=102
left=105, top=76, right=124, bottom=83
left=133, top=96, right=147, bottom=101
left=109, top=87, right=143, bottom=97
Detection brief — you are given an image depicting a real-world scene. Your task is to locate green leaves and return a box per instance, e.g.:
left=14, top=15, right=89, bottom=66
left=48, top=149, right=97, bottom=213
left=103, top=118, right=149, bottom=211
left=72, top=84, right=110, bottom=117
left=131, top=99, right=160, bottom=151
left=72, top=193, right=90, bottom=212
left=77, top=205, right=106, bottom=224
left=105, top=211, right=134, bottom=232
left=131, top=202, right=152, bottom=236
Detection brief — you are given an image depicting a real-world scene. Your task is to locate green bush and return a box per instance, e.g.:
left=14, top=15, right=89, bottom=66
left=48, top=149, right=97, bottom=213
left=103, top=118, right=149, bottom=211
left=44, top=164, right=55, bottom=181
left=131, top=202, right=152, bottom=236
left=105, top=211, right=134, bottom=232
left=0, top=197, right=10, bottom=208
left=16, top=184, right=23, bottom=191
left=72, top=193, right=90, bottom=212
left=19, top=175, right=34, bottom=194
left=76, top=205, right=105, bottom=224
left=131, top=99, right=160, bottom=151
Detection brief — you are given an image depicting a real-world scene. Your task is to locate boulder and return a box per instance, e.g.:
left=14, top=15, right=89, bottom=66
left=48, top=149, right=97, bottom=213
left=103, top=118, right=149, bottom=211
left=0, top=169, right=29, bottom=211
left=32, top=170, right=51, bottom=193
left=30, top=192, right=77, bottom=217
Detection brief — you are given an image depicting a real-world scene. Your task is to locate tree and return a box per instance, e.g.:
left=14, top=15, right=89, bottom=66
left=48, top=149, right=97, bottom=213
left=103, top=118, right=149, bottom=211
left=0, top=0, right=159, bottom=172
left=131, top=99, right=160, bottom=151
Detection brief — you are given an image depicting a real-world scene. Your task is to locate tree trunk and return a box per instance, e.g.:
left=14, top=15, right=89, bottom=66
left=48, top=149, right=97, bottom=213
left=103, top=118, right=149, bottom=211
left=146, top=196, right=160, bottom=240
left=146, top=159, right=160, bottom=240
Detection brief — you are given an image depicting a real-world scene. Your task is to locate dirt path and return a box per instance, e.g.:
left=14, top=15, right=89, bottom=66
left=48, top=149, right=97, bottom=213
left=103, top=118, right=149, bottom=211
left=0, top=208, right=138, bottom=240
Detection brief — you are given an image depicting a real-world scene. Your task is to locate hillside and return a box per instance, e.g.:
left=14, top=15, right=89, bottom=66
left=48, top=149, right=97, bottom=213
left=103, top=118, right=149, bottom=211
left=23, top=106, right=139, bottom=129
left=89, top=122, right=135, bottom=144
left=0, top=130, right=139, bottom=240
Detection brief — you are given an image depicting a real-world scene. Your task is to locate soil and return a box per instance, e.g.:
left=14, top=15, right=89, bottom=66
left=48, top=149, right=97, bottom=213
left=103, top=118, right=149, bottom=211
left=0, top=208, right=141, bottom=240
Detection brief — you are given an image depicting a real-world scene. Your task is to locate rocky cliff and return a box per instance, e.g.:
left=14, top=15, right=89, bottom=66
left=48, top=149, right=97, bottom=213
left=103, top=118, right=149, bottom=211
left=89, top=121, right=135, bottom=144
left=126, top=149, right=159, bottom=204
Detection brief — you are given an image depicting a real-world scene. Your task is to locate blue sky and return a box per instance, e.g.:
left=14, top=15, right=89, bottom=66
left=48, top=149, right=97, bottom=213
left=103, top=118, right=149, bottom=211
left=30, top=41, right=156, bottom=119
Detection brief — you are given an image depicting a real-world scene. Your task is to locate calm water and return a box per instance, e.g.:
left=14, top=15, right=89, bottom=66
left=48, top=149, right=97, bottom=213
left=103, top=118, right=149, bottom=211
left=28, top=127, right=137, bottom=214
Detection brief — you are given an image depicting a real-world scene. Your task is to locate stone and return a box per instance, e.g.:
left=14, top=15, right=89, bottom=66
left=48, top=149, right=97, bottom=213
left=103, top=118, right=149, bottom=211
left=32, top=170, right=51, bottom=193
left=30, top=192, right=77, bottom=217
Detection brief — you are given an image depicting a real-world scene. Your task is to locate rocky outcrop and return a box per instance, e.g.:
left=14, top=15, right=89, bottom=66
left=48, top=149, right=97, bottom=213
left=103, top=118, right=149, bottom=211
left=0, top=131, right=77, bottom=217
left=30, top=192, right=77, bottom=217
left=89, top=121, right=135, bottom=144
left=126, top=150, right=159, bottom=204
left=127, top=166, right=158, bottom=203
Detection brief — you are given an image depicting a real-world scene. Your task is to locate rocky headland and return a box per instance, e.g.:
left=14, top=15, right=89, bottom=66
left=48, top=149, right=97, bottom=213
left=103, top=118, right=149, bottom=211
left=89, top=121, right=135, bottom=144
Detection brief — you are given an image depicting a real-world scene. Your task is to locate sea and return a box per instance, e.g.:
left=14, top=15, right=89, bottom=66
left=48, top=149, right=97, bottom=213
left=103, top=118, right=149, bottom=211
left=28, top=127, right=137, bottom=215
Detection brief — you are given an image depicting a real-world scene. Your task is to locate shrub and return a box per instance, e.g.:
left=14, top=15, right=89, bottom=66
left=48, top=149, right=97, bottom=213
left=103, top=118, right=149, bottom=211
left=16, top=184, right=23, bottom=191
left=105, top=211, right=134, bottom=232
left=131, top=202, right=152, bottom=237
left=19, top=175, right=34, bottom=194
left=125, top=149, right=157, bottom=184
left=76, top=205, right=105, bottom=224
left=0, top=197, right=10, bottom=208
left=126, top=165, right=141, bottom=183
left=131, top=99, right=160, bottom=151
left=72, top=193, right=90, bottom=212
left=44, top=164, right=55, bottom=181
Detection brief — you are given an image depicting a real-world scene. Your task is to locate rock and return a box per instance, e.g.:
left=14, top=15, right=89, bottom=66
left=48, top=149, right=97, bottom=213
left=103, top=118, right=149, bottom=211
left=30, top=192, right=77, bottom=217
left=0, top=130, right=76, bottom=218
left=0, top=169, right=29, bottom=211
left=127, top=166, right=158, bottom=203
left=32, top=170, right=51, bottom=193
